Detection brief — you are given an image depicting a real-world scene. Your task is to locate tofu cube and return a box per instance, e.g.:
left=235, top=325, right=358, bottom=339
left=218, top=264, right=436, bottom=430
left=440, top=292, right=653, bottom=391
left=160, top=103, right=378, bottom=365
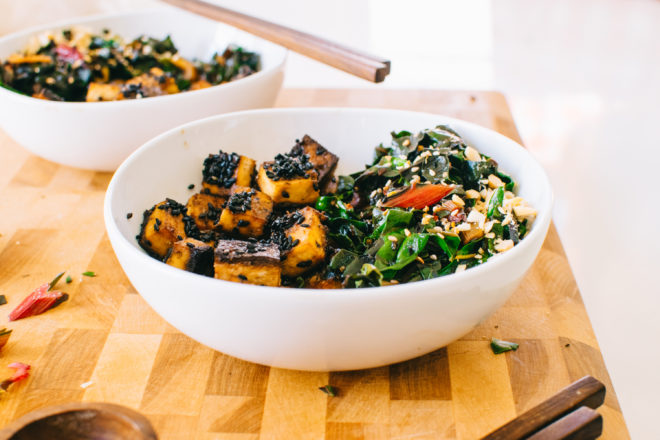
left=289, top=135, right=339, bottom=185
left=214, top=240, right=281, bottom=286
left=256, top=153, right=320, bottom=205
left=459, top=225, right=485, bottom=244
left=86, top=82, right=123, bottom=102
left=218, top=186, right=273, bottom=238
left=165, top=238, right=214, bottom=276
left=202, top=151, right=256, bottom=196
left=185, top=193, right=226, bottom=231
left=271, top=207, right=327, bottom=277
left=138, top=199, right=188, bottom=259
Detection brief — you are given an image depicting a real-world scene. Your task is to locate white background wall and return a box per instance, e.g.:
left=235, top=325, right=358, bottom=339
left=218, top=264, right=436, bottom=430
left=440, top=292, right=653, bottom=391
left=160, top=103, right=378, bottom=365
left=2, top=0, right=659, bottom=437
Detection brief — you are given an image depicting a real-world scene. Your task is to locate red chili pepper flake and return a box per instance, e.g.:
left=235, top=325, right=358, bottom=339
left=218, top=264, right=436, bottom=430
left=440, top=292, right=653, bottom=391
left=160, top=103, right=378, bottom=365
left=8, top=283, right=67, bottom=321
left=0, top=362, right=30, bottom=392
left=0, top=328, right=12, bottom=351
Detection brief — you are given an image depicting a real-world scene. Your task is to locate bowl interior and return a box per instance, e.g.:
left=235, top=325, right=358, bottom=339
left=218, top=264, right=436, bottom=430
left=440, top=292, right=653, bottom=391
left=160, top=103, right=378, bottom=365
left=0, top=8, right=286, bottom=80
left=108, top=107, right=552, bottom=270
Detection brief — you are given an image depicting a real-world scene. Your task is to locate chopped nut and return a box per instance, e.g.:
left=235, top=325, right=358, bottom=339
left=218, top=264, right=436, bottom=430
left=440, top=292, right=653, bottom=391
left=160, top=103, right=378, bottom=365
left=451, top=194, right=465, bottom=207
left=465, top=189, right=481, bottom=199
left=466, top=210, right=486, bottom=224
left=513, top=205, right=538, bottom=220
left=456, top=264, right=467, bottom=273
left=494, top=239, right=514, bottom=253
left=404, top=228, right=411, bottom=237
left=464, top=146, right=482, bottom=162
left=455, top=223, right=472, bottom=232
left=387, top=235, right=398, bottom=242
left=488, top=174, right=504, bottom=188
left=402, top=139, right=411, bottom=147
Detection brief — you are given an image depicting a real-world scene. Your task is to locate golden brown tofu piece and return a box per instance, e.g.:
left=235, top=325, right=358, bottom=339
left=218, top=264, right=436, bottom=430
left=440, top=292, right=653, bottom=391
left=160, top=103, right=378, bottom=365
left=214, top=240, right=281, bottom=286
left=190, top=80, right=212, bottom=90
left=7, top=54, right=53, bottom=64
left=170, top=56, right=197, bottom=81
left=218, top=186, right=273, bottom=238
left=138, top=199, right=188, bottom=259
left=305, top=274, right=342, bottom=289
left=256, top=157, right=320, bottom=205
left=122, top=67, right=168, bottom=98
left=185, top=193, right=226, bottom=231
left=271, top=207, right=327, bottom=277
left=459, top=225, right=484, bottom=244
left=290, top=135, right=339, bottom=185
left=202, top=151, right=256, bottom=196
left=165, top=238, right=214, bottom=276
left=86, top=82, right=123, bottom=102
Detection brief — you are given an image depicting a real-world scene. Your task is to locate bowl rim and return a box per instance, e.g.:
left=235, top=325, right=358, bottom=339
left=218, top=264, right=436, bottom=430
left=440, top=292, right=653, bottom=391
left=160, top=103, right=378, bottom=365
left=104, top=106, right=554, bottom=298
left=0, top=8, right=288, bottom=107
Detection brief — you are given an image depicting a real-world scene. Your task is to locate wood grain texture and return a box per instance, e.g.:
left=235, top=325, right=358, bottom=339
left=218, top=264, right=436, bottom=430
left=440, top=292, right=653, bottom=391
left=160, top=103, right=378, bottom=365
left=0, top=89, right=629, bottom=439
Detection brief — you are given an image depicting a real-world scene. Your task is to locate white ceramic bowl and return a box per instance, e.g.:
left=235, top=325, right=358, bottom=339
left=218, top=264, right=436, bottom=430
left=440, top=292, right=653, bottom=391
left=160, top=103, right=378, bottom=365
left=0, top=9, right=286, bottom=171
left=104, top=108, right=553, bottom=371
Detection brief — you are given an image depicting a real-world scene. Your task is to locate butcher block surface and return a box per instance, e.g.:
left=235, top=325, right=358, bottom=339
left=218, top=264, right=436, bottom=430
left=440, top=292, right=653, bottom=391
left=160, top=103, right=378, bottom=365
left=0, top=89, right=629, bottom=439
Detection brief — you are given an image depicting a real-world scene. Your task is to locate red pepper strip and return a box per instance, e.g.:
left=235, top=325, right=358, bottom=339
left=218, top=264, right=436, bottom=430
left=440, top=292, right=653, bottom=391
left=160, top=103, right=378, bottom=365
left=9, top=283, right=65, bottom=321
left=0, top=362, right=30, bottom=392
left=383, top=184, right=454, bottom=210
left=55, top=44, right=83, bottom=64
left=0, top=329, right=12, bottom=351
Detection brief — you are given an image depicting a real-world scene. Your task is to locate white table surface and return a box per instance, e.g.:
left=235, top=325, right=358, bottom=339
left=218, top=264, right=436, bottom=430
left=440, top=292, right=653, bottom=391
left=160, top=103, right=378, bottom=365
left=2, top=0, right=659, bottom=438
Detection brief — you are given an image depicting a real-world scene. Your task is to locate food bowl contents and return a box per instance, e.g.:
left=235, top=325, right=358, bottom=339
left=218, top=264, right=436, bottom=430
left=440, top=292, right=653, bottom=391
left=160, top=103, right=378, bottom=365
left=0, top=27, right=260, bottom=101
left=136, top=125, right=536, bottom=288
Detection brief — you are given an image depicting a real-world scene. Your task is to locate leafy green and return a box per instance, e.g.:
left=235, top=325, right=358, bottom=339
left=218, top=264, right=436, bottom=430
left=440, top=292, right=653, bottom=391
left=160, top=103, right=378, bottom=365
left=487, top=187, right=504, bottom=219
left=490, top=338, right=519, bottom=354
left=370, top=208, right=414, bottom=239
left=319, top=385, right=338, bottom=396
left=48, top=272, right=66, bottom=291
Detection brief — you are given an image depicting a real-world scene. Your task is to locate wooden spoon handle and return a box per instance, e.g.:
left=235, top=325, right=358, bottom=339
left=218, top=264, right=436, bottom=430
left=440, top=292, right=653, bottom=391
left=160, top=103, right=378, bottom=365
left=482, top=376, right=606, bottom=440
left=161, top=0, right=390, bottom=83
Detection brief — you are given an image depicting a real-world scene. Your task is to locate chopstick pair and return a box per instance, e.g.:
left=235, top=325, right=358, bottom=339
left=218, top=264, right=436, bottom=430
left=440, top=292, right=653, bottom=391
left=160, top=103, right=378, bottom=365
left=482, top=376, right=605, bottom=440
left=162, top=0, right=390, bottom=83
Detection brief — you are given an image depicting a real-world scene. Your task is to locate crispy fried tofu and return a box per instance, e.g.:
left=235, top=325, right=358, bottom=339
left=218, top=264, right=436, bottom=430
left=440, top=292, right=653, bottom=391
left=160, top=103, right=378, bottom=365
left=170, top=55, right=197, bottom=81
left=305, top=274, right=342, bottom=289
left=218, top=186, right=273, bottom=238
left=138, top=199, right=189, bottom=259
left=290, top=135, right=339, bottom=185
left=185, top=193, right=226, bottom=231
left=256, top=156, right=320, bottom=205
left=86, top=82, right=123, bottom=102
left=202, top=151, right=256, bottom=196
left=271, top=207, right=327, bottom=277
left=214, top=240, right=281, bottom=286
left=165, top=238, right=214, bottom=276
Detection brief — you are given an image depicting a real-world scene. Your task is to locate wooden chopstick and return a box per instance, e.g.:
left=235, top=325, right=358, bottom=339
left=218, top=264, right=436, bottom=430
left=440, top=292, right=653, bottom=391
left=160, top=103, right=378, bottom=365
left=482, top=376, right=606, bottom=440
left=161, top=0, right=391, bottom=83
left=527, top=407, right=603, bottom=440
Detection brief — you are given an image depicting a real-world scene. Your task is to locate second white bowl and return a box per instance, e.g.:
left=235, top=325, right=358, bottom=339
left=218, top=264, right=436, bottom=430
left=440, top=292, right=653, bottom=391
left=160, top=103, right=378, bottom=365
left=0, top=8, right=287, bottom=171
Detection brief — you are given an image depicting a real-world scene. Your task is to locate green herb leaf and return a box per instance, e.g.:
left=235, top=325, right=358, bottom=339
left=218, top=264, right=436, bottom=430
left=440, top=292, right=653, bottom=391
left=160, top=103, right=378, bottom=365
left=82, top=271, right=96, bottom=277
left=487, top=187, right=504, bottom=219
left=370, top=208, right=414, bottom=239
left=319, top=385, right=338, bottom=397
left=48, top=272, right=66, bottom=291
left=0, top=295, right=6, bottom=306
left=65, top=276, right=72, bottom=284
left=490, top=338, right=519, bottom=354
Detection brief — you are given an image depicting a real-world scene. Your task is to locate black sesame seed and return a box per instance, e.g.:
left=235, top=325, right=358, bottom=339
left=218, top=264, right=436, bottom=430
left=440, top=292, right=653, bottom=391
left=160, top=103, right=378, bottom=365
left=126, top=212, right=133, bottom=219
left=237, top=219, right=250, bottom=227
left=188, top=184, right=195, bottom=190
left=238, top=274, right=247, bottom=281
left=282, top=190, right=290, bottom=198
left=153, top=223, right=159, bottom=231
left=186, top=242, right=195, bottom=248
left=296, top=260, right=313, bottom=268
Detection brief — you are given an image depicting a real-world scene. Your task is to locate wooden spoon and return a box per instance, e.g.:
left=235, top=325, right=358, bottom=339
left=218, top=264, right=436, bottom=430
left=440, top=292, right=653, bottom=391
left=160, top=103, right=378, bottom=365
left=0, top=402, right=158, bottom=440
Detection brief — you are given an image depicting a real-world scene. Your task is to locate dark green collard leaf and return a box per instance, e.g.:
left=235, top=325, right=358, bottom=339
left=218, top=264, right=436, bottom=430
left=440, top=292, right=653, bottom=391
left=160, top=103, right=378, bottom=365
left=428, top=234, right=461, bottom=259
left=491, top=338, right=519, bottom=354
left=345, top=263, right=384, bottom=288
left=375, top=231, right=406, bottom=269
left=381, top=233, right=430, bottom=274
left=370, top=208, right=414, bottom=239
left=457, top=239, right=483, bottom=257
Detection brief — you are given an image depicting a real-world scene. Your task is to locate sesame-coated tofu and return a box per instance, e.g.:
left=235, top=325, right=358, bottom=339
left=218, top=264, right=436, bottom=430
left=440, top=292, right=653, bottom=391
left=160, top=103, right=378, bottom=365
left=202, top=151, right=256, bottom=196
left=214, top=240, right=281, bottom=286
left=138, top=199, right=189, bottom=259
left=185, top=193, right=226, bottom=231
left=290, top=135, right=339, bottom=185
left=256, top=153, right=320, bottom=205
left=271, top=207, right=327, bottom=277
left=218, top=186, right=273, bottom=238
left=165, top=238, right=214, bottom=276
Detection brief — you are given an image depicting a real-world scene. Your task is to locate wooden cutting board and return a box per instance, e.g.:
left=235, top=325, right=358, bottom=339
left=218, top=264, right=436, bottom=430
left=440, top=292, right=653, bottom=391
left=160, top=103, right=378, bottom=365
left=0, top=89, right=629, bottom=439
